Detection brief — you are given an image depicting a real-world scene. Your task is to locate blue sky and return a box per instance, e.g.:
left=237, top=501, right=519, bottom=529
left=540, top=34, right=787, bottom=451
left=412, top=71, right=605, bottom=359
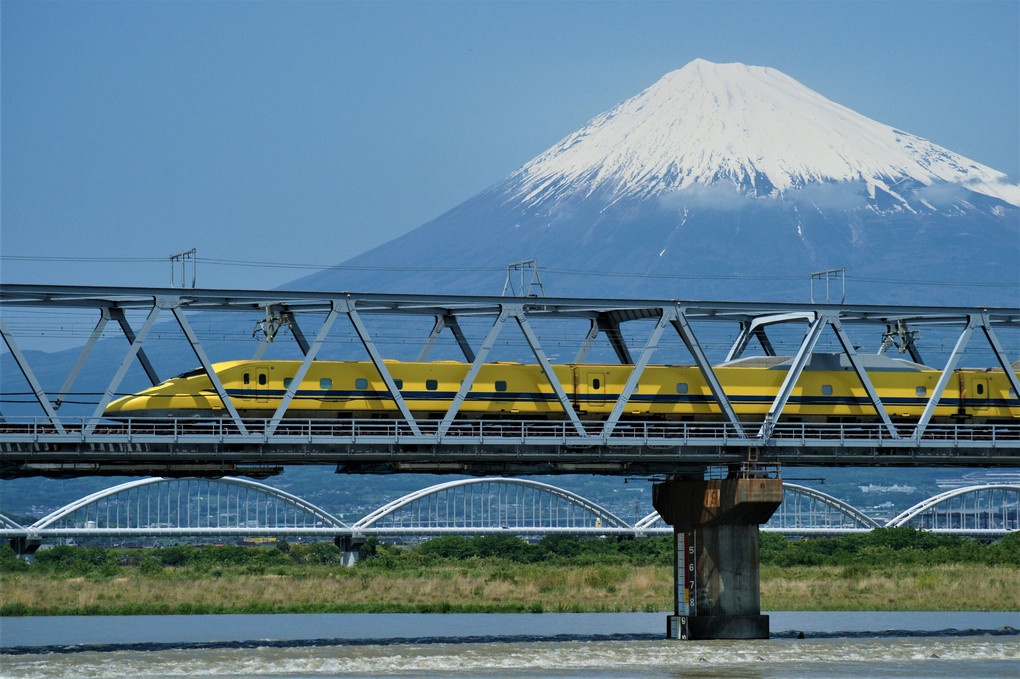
left=3, top=0, right=1018, bottom=291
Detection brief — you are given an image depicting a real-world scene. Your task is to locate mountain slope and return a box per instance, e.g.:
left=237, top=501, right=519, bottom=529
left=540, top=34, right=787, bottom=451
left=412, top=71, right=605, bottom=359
left=294, top=60, right=1017, bottom=306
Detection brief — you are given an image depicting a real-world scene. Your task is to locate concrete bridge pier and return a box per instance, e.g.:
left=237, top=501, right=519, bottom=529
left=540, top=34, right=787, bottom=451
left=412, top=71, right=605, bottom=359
left=10, top=535, right=42, bottom=562
left=653, top=473, right=783, bottom=640
left=334, top=535, right=365, bottom=566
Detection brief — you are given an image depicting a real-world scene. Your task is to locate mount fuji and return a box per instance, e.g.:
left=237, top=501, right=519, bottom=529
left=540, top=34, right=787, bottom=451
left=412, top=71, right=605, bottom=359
left=295, top=60, right=1018, bottom=306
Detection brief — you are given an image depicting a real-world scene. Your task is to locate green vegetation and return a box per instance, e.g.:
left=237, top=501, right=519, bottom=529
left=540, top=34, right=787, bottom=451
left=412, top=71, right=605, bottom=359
left=1, top=529, right=1017, bottom=616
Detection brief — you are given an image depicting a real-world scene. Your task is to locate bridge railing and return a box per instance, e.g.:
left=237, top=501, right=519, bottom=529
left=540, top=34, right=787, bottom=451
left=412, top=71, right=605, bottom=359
left=2, top=416, right=1019, bottom=447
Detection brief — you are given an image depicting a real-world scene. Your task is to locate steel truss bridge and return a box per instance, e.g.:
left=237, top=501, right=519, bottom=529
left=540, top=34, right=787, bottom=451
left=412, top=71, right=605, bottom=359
left=1, top=284, right=1018, bottom=477
left=2, top=478, right=1016, bottom=550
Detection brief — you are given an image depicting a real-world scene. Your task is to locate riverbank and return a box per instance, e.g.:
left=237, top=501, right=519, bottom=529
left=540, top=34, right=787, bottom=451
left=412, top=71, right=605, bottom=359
left=3, top=563, right=1018, bottom=616
left=4, top=532, right=1017, bottom=616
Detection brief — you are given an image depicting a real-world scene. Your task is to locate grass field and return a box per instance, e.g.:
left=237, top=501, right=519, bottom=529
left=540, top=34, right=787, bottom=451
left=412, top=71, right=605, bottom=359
left=3, top=562, right=1017, bottom=616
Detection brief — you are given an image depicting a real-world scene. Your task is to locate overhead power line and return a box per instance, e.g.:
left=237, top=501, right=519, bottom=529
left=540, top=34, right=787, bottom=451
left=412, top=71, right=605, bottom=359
left=3, top=254, right=1018, bottom=289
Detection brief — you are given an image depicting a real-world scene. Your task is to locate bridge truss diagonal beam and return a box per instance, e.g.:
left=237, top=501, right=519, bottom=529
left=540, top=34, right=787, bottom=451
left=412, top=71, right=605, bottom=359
left=54, top=309, right=112, bottom=410
left=170, top=303, right=250, bottom=436
left=513, top=307, right=589, bottom=437
left=980, top=319, right=1020, bottom=403
left=601, top=308, right=670, bottom=437
left=725, top=312, right=812, bottom=362
left=265, top=304, right=341, bottom=436
left=253, top=308, right=311, bottom=360
left=0, top=316, right=65, bottom=434
left=828, top=315, right=899, bottom=439
left=343, top=298, right=422, bottom=437
left=109, top=307, right=161, bottom=386
left=85, top=304, right=163, bottom=434
left=670, top=307, right=746, bottom=437
left=438, top=307, right=510, bottom=436
left=758, top=314, right=826, bottom=438
left=418, top=313, right=475, bottom=363
left=911, top=314, right=1011, bottom=440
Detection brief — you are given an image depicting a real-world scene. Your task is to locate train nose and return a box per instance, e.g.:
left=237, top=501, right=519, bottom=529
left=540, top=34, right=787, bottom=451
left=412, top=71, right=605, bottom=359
left=104, top=394, right=145, bottom=418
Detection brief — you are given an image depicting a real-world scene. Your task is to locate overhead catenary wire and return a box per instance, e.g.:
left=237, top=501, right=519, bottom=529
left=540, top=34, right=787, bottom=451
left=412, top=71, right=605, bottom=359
left=3, top=254, right=1017, bottom=289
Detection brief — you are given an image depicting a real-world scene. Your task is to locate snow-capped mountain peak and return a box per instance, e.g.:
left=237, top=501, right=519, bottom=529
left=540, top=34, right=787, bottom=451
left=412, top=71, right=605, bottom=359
left=508, top=60, right=1019, bottom=208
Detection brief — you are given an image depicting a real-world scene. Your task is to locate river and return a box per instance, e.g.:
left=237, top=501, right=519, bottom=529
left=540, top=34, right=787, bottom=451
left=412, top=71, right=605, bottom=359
left=2, top=611, right=1018, bottom=678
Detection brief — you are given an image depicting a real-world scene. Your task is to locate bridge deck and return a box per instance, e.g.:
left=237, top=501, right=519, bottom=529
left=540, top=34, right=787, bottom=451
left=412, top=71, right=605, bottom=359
left=2, top=417, right=1017, bottom=477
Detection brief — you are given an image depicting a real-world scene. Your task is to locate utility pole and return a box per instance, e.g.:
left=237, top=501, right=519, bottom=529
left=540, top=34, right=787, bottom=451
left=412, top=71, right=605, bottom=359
left=170, top=249, right=197, bottom=288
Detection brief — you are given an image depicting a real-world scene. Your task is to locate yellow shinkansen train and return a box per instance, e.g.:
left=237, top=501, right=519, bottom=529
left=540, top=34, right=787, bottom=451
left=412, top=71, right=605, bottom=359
left=103, top=354, right=1020, bottom=423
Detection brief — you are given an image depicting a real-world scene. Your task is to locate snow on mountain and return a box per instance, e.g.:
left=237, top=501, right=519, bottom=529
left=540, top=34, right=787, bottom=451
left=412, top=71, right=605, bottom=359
left=508, top=59, right=1019, bottom=209
left=290, top=59, right=1018, bottom=308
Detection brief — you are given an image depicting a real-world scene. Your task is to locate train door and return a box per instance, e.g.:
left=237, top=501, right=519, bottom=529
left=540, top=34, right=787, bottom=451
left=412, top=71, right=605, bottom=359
left=969, top=375, right=991, bottom=414
left=585, top=370, right=607, bottom=411
left=254, top=367, right=271, bottom=404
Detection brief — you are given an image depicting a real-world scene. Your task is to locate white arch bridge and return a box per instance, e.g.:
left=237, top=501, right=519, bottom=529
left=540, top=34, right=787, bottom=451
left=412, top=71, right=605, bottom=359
left=2, top=478, right=1016, bottom=555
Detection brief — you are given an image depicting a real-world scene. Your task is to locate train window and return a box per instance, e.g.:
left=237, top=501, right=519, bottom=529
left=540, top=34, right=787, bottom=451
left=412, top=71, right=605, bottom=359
left=258, top=374, right=267, bottom=386
left=676, top=383, right=688, bottom=394
left=821, top=385, right=833, bottom=396
left=495, top=380, right=507, bottom=392
left=355, top=378, right=368, bottom=390
left=592, top=378, right=601, bottom=390
left=916, top=386, right=926, bottom=397
left=426, top=379, right=438, bottom=391
left=243, top=373, right=250, bottom=385
left=320, top=378, right=332, bottom=389
left=393, top=379, right=403, bottom=389
left=283, top=378, right=293, bottom=389
left=976, top=383, right=984, bottom=395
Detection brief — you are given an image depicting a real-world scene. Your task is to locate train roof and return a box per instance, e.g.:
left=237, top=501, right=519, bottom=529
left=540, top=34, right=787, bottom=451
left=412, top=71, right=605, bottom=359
left=719, top=353, right=934, bottom=372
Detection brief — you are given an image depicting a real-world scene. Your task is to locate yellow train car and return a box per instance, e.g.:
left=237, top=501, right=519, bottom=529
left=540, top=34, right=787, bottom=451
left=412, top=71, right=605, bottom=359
left=103, top=354, right=1020, bottom=423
